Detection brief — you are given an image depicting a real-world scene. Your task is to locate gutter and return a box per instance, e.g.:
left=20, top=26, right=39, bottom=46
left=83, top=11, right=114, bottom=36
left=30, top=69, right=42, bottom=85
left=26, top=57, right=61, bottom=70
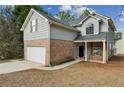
left=74, top=39, right=106, bottom=43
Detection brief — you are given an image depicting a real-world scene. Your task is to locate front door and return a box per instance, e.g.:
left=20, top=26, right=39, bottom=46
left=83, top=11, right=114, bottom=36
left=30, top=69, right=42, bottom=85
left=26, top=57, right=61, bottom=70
left=79, top=46, right=84, bottom=57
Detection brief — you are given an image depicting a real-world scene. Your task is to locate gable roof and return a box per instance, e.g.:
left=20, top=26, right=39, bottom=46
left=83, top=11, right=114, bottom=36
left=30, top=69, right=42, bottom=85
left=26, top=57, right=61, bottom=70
left=20, top=8, right=48, bottom=31
left=77, top=15, right=102, bottom=27
left=71, top=13, right=108, bottom=27
left=69, top=14, right=101, bottom=27
left=69, top=12, right=116, bottom=31
left=20, top=8, right=80, bottom=32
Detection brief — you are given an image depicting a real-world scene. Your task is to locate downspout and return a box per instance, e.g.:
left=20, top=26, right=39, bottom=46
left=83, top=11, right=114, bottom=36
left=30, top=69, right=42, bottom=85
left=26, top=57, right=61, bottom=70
left=48, top=22, right=52, bottom=67
left=106, top=32, right=109, bottom=61
left=106, top=20, right=109, bottom=61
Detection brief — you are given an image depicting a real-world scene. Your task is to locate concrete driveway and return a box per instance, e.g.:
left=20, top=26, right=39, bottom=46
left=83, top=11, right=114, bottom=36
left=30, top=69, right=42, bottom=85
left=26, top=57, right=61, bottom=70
left=0, top=60, right=42, bottom=74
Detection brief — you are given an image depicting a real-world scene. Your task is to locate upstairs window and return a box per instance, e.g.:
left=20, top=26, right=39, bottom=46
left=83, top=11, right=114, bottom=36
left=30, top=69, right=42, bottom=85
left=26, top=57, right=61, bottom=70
left=31, top=19, right=37, bottom=32
left=86, top=23, right=94, bottom=35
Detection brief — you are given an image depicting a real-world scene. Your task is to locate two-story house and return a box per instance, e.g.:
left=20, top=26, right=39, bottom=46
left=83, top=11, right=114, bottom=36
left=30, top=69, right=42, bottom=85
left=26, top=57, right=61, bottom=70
left=21, top=8, right=116, bottom=66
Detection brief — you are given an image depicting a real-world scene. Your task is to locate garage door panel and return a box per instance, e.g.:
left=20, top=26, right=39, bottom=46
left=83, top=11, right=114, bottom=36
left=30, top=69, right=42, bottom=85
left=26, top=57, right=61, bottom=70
left=27, top=47, right=46, bottom=64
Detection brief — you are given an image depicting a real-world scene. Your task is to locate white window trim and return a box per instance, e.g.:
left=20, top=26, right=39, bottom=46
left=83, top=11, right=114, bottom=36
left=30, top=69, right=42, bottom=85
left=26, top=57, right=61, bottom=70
left=86, top=23, right=94, bottom=35
left=31, top=19, right=37, bottom=32
left=110, top=43, right=112, bottom=50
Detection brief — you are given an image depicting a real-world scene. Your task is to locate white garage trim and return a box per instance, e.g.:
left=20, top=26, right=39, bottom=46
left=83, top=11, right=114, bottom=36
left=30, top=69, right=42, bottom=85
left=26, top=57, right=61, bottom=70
left=26, top=47, right=46, bottom=65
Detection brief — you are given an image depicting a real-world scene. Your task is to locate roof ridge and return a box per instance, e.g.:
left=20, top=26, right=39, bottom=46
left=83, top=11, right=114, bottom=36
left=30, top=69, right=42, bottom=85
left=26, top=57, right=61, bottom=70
left=35, top=9, right=69, bottom=24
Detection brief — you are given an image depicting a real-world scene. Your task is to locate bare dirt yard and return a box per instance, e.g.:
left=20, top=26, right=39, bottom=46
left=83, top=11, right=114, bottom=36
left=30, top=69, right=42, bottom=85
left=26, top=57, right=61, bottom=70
left=0, top=55, right=124, bottom=87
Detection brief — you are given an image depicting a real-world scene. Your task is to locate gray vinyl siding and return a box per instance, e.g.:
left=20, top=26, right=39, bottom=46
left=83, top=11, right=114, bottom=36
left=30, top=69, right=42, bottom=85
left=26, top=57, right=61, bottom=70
left=95, top=15, right=109, bottom=32
left=94, top=14, right=109, bottom=32
left=50, top=24, right=79, bottom=41
left=107, top=32, right=115, bottom=58
left=24, top=12, right=50, bottom=40
left=99, top=20, right=109, bottom=32
left=76, top=17, right=99, bottom=36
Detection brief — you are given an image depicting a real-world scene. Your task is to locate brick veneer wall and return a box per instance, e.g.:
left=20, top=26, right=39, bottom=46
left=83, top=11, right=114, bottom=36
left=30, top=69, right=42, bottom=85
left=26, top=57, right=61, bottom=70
left=50, top=39, right=74, bottom=65
left=88, top=42, right=103, bottom=61
left=24, top=39, right=50, bottom=66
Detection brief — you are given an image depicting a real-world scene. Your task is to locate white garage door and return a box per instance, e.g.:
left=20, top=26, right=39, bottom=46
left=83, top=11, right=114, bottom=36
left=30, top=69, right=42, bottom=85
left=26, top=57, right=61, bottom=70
left=26, top=47, right=46, bottom=64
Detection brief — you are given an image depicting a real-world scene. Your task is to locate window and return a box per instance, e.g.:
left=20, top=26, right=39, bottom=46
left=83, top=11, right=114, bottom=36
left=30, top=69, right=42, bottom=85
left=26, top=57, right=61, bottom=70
left=31, top=19, right=37, bottom=32
left=86, top=23, right=94, bottom=35
left=109, top=43, right=112, bottom=50
left=93, top=43, right=102, bottom=56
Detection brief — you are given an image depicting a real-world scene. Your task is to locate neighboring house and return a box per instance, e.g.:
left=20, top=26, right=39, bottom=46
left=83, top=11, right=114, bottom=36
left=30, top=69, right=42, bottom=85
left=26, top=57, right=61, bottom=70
left=115, top=31, right=124, bottom=54
left=21, top=8, right=116, bottom=66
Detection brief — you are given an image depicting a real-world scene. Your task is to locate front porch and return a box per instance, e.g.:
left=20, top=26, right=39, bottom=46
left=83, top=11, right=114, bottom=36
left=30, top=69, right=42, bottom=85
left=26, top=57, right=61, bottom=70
left=74, top=40, right=107, bottom=64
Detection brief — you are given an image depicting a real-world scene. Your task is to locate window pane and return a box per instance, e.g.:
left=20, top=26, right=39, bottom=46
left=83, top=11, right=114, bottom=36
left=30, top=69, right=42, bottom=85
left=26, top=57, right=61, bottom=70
left=86, top=27, right=93, bottom=34
left=32, top=26, right=35, bottom=32
left=93, top=47, right=102, bottom=55
left=32, top=20, right=36, bottom=26
left=31, top=19, right=37, bottom=32
left=86, top=24, right=94, bottom=34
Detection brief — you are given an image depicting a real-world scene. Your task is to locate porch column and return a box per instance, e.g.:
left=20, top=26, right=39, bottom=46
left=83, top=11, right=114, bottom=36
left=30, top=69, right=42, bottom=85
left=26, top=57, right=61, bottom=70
left=85, top=42, right=88, bottom=61
left=103, top=40, right=106, bottom=64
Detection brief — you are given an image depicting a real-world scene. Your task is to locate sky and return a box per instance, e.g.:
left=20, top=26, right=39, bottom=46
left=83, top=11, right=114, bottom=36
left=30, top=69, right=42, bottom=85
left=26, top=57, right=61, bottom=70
left=42, top=5, right=124, bottom=31
left=0, top=5, right=124, bottom=31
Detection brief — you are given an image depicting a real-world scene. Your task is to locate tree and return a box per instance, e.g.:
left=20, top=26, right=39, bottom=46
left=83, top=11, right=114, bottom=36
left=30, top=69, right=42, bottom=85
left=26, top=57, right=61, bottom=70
left=57, top=11, right=74, bottom=21
left=12, top=5, right=48, bottom=28
left=57, top=9, right=90, bottom=21
left=0, top=6, right=19, bottom=59
left=83, top=9, right=90, bottom=16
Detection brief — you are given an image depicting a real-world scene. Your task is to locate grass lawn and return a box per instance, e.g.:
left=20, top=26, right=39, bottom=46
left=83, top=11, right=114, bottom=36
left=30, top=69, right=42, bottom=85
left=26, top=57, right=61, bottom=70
left=0, top=55, right=124, bottom=87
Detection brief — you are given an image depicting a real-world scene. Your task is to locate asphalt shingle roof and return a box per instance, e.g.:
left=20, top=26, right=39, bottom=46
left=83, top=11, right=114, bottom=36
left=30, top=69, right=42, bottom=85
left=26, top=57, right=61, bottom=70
left=68, top=14, right=87, bottom=26
left=75, top=32, right=107, bottom=41
left=36, top=10, right=79, bottom=31
left=37, top=10, right=89, bottom=28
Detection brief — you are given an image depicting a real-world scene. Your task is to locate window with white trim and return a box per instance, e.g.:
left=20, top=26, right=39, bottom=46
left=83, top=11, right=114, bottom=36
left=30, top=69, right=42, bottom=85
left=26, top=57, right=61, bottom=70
left=93, top=43, right=102, bottom=56
left=86, top=23, right=94, bottom=35
left=31, top=19, right=37, bottom=32
left=110, top=43, right=112, bottom=50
